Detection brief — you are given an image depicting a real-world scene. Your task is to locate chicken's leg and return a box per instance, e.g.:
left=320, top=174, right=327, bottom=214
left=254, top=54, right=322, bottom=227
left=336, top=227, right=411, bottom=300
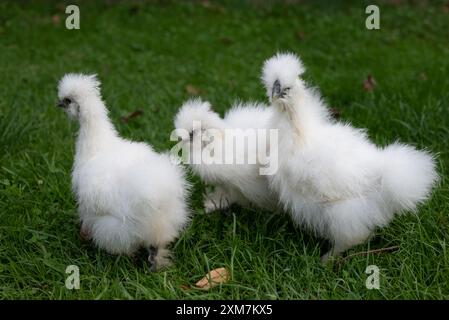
left=79, top=223, right=92, bottom=241
left=204, top=186, right=236, bottom=213
left=148, top=245, right=172, bottom=272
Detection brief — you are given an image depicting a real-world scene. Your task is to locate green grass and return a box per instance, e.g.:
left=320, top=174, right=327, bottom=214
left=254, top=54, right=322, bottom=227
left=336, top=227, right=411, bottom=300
left=1, top=0, right=448, bottom=299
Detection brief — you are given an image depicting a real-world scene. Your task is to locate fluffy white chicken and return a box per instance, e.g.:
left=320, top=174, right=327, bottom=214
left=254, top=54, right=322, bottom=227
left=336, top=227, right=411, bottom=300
left=262, top=53, right=438, bottom=261
left=174, top=99, right=278, bottom=212
left=57, top=74, right=190, bottom=270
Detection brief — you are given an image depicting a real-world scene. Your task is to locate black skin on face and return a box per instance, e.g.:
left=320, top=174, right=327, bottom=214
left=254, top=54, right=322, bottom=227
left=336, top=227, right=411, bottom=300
left=272, top=80, right=289, bottom=99
left=272, top=79, right=282, bottom=98
left=57, top=97, right=72, bottom=108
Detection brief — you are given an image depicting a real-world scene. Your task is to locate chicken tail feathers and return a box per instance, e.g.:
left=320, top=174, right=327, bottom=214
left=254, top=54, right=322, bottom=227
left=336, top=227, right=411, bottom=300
left=380, top=143, right=438, bottom=213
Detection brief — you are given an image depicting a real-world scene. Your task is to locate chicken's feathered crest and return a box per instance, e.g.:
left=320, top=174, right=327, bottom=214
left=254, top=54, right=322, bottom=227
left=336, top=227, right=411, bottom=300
left=262, top=52, right=305, bottom=98
left=58, top=73, right=101, bottom=101
left=174, top=98, right=224, bottom=131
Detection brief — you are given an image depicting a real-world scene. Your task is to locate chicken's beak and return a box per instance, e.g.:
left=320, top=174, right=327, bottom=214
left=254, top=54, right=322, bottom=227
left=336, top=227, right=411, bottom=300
left=57, top=100, right=66, bottom=108
left=272, top=80, right=286, bottom=100
left=272, top=80, right=281, bottom=99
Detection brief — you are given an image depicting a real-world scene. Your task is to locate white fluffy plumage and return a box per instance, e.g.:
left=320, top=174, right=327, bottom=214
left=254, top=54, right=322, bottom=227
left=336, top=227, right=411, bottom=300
left=262, top=53, right=439, bottom=261
left=174, top=98, right=278, bottom=212
left=57, top=73, right=190, bottom=270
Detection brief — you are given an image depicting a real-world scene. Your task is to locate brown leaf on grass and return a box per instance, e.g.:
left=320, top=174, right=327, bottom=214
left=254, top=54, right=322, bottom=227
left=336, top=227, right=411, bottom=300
left=363, top=75, right=376, bottom=92
left=220, top=37, right=234, bottom=45
left=186, top=84, right=202, bottom=95
left=56, top=3, right=66, bottom=11
left=129, top=4, right=141, bottom=15
left=443, top=2, right=449, bottom=13
left=121, top=109, right=144, bottom=123
left=295, top=31, right=306, bottom=41
left=201, top=0, right=212, bottom=8
left=200, top=0, right=226, bottom=13
left=195, top=267, right=230, bottom=290
left=420, top=72, right=428, bottom=81
left=51, top=14, right=61, bottom=25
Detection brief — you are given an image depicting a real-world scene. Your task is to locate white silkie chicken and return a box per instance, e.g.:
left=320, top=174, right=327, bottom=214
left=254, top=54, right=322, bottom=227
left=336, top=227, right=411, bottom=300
left=174, top=99, right=278, bottom=212
left=262, top=53, right=438, bottom=261
left=57, top=74, right=190, bottom=270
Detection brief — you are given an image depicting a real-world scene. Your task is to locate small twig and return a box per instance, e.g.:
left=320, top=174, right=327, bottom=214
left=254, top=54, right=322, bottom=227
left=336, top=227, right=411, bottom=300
left=121, top=109, right=144, bottom=123
left=342, top=245, right=400, bottom=262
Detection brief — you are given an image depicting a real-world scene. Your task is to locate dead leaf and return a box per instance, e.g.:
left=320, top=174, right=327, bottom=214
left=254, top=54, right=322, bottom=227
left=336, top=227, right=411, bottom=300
left=388, top=0, right=404, bottom=5
left=129, top=5, right=141, bottom=15
left=220, top=37, right=234, bottom=45
left=186, top=84, right=201, bottom=95
left=195, top=267, right=230, bottom=290
left=201, top=0, right=211, bottom=8
left=56, top=3, right=66, bottom=11
left=51, top=14, right=61, bottom=25
left=121, top=109, right=144, bottom=123
left=363, top=75, right=376, bottom=92
left=443, top=2, right=449, bottom=13
left=295, top=31, right=305, bottom=41
left=200, top=0, right=226, bottom=13
left=420, top=72, right=428, bottom=81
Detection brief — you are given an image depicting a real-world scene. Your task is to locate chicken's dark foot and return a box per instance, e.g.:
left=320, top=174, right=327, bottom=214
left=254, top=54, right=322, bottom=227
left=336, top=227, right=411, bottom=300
left=148, top=246, right=159, bottom=272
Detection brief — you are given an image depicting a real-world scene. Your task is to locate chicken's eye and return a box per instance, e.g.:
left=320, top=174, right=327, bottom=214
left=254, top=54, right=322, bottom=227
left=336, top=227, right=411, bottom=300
left=63, top=98, right=72, bottom=105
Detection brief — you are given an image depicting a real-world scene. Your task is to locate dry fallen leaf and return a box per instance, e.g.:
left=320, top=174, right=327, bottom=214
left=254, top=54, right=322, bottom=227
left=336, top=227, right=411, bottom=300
left=129, top=5, right=141, bottom=15
left=201, top=0, right=226, bottom=13
left=443, top=2, right=449, bottom=13
left=389, top=0, right=404, bottom=5
left=195, top=267, right=230, bottom=290
left=121, top=109, right=144, bottom=123
left=363, top=75, right=376, bottom=92
left=220, top=37, right=234, bottom=45
left=295, top=31, right=305, bottom=41
left=186, top=84, right=201, bottom=95
left=51, top=14, right=61, bottom=25
left=201, top=0, right=211, bottom=8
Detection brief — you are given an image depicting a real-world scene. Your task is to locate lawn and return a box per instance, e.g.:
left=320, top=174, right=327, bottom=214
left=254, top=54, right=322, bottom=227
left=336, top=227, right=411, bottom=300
left=0, top=0, right=448, bottom=299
